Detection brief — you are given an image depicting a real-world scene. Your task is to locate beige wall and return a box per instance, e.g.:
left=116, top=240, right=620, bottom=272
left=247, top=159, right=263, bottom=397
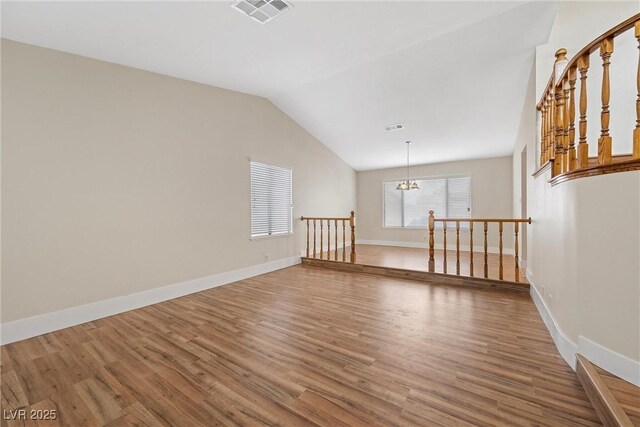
left=512, top=61, right=536, bottom=266
left=530, top=169, right=640, bottom=362
left=515, top=2, right=640, bottom=368
left=1, top=40, right=356, bottom=323
left=356, top=156, right=514, bottom=252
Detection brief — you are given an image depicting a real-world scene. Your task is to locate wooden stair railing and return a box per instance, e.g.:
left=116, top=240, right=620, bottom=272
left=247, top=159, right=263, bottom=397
left=576, top=355, right=637, bottom=426
left=428, top=211, right=531, bottom=283
left=300, top=211, right=356, bottom=263
left=536, top=14, right=640, bottom=184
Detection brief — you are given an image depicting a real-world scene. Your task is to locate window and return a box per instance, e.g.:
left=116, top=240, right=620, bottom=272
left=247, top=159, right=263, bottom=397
left=250, top=161, right=293, bottom=238
left=383, top=176, right=471, bottom=228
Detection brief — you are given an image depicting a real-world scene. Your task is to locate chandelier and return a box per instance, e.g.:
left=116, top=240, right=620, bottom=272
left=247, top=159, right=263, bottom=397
left=397, top=141, right=419, bottom=190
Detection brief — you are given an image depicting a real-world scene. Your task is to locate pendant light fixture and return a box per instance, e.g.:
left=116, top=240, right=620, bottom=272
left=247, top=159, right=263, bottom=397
left=396, top=141, right=419, bottom=190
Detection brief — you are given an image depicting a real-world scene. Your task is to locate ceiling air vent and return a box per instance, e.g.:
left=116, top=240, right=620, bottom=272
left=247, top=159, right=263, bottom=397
left=385, top=123, right=404, bottom=132
left=231, top=0, right=292, bottom=24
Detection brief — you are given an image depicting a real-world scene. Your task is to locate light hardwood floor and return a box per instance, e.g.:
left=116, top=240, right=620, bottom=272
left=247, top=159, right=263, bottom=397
left=1, top=265, right=598, bottom=426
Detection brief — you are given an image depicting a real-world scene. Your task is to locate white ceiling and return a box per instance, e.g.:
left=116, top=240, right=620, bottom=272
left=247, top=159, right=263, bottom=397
left=1, top=1, right=557, bottom=171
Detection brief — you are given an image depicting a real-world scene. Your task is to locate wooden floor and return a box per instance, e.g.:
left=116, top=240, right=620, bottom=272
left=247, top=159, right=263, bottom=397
left=595, top=365, right=640, bottom=425
left=1, top=265, right=599, bottom=426
left=321, top=244, right=527, bottom=283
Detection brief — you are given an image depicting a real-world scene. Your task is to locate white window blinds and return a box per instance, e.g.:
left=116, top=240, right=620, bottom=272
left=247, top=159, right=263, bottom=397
left=383, top=176, right=472, bottom=228
left=250, top=161, right=293, bottom=237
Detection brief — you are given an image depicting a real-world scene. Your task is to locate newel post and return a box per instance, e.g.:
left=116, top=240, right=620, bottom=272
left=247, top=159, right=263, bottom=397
left=349, top=211, right=356, bottom=263
left=428, top=210, right=435, bottom=272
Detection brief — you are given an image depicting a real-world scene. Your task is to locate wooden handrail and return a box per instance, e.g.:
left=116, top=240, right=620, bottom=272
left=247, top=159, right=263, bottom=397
left=536, top=14, right=640, bottom=109
left=536, top=14, right=640, bottom=182
left=300, top=216, right=351, bottom=221
left=431, top=218, right=531, bottom=223
left=555, top=14, right=639, bottom=85
left=428, top=211, right=531, bottom=283
left=301, top=211, right=355, bottom=263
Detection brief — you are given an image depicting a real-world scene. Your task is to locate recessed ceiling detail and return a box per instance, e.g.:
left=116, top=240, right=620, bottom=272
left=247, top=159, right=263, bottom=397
left=231, top=0, right=292, bottom=24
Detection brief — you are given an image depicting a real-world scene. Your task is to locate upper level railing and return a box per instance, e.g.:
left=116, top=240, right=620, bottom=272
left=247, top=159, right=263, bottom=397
left=300, top=211, right=355, bottom=263
left=427, top=211, right=531, bottom=283
left=536, top=14, right=640, bottom=184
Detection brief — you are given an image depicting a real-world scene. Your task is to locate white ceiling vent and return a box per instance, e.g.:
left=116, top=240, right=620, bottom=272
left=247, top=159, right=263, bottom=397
left=385, top=123, right=404, bottom=132
left=231, top=0, right=292, bottom=24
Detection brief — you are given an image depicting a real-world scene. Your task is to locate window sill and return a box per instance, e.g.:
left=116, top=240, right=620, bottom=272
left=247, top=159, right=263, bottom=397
left=250, top=233, right=293, bottom=241
left=382, top=226, right=426, bottom=230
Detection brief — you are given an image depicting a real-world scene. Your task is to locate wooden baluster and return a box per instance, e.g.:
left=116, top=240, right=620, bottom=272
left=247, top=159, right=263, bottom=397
left=567, top=67, right=577, bottom=171
left=539, top=99, right=544, bottom=164
left=542, top=101, right=548, bottom=163
left=305, top=219, right=310, bottom=257
left=578, top=55, right=590, bottom=168
left=443, top=221, right=448, bottom=273
left=514, top=222, right=520, bottom=283
left=598, top=37, right=613, bottom=165
left=428, top=210, right=435, bottom=272
left=328, top=219, right=332, bottom=258
left=548, top=92, right=554, bottom=162
left=551, top=90, right=556, bottom=162
left=342, top=220, right=346, bottom=262
left=635, top=22, right=640, bottom=159
left=469, top=221, right=474, bottom=277
left=320, top=220, right=324, bottom=259
left=483, top=222, right=488, bottom=279
left=553, top=49, right=567, bottom=176
left=498, top=222, right=504, bottom=281
left=540, top=104, right=545, bottom=165
left=313, top=219, right=317, bottom=258
left=456, top=221, right=460, bottom=275
left=562, top=77, right=570, bottom=173
left=326, top=219, right=330, bottom=258
left=540, top=102, right=547, bottom=166
left=334, top=219, right=338, bottom=261
left=554, top=84, right=565, bottom=176
left=327, top=219, right=330, bottom=260
left=547, top=90, right=556, bottom=162
left=329, top=219, right=332, bottom=257
left=543, top=93, right=548, bottom=162
left=546, top=98, right=551, bottom=162
left=544, top=92, right=550, bottom=162
left=350, top=211, right=356, bottom=263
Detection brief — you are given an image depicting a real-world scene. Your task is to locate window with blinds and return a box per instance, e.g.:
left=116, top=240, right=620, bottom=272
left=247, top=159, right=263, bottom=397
left=250, top=161, right=293, bottom=238
left=383, top=176, right=472, bottom=228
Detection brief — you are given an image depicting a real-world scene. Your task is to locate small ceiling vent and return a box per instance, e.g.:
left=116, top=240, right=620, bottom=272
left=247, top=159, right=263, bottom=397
left=231, top=0, right=292, bottom=24
left=385, top=123, right=404, bottom=132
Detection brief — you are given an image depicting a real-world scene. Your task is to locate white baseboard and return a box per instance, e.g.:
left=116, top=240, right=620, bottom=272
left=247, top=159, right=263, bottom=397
left=578, top=336, right=640, bottom=387
left=0, top=256, right=301, bottom=345
left=528, top=272, right=640, bottom=386
left=356, top=239, right=515, bottom=255
left=528, top=277, right=578, bottom=369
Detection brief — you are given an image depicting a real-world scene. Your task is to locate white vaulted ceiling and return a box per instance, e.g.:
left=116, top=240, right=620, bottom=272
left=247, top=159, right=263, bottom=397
left=2, top=1, right=558, bottom=170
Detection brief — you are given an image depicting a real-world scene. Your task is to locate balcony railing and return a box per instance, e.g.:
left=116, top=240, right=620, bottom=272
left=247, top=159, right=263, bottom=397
left=536, top=14, right=640, bottom=184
